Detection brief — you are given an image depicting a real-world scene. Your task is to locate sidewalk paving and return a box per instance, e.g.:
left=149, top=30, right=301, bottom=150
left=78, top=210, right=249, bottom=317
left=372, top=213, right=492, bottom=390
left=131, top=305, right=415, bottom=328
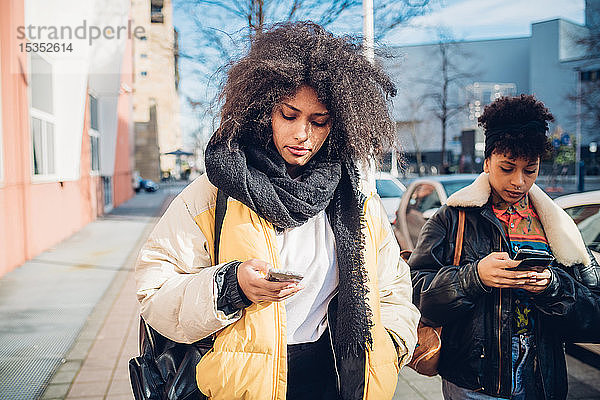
left=0, top=184, right=180, bottom=400
left=1, top=180, right=599, bottom=399
left=42, top=186, right=183, bottom=400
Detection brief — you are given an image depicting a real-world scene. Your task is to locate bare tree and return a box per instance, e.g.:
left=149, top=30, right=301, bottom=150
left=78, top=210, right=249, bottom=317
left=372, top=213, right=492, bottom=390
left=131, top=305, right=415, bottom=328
left=419, top=32, right=473, bottom=170
left=180, top=0, right=434, bottom=83
left=562, top=22, right=600, bottom=179
left=396, top=96, right=425, bottom=176
left=177, top=0, right=434, bottom=144
left=182, top=0, right=433, bottom=39
left=573, top=28, right=600, bottom=134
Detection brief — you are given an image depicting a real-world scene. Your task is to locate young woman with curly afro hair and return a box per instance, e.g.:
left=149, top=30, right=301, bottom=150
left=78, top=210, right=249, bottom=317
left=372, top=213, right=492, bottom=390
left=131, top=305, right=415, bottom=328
left=409, top=94, right=600, bottom=400
left=134, top=21, right=420, bottom=400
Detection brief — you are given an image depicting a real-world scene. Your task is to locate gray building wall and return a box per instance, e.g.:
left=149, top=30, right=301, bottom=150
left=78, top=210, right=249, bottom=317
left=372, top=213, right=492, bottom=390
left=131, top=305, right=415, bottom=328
left=134, top=104, right=161, bottom=182
left=387, top=36, right=530, bottom=155
left=529, top=19, right=580, bottom=139
left=587, top=0, right=600, bottom=30
left=384, top=10, right=598, bottom=162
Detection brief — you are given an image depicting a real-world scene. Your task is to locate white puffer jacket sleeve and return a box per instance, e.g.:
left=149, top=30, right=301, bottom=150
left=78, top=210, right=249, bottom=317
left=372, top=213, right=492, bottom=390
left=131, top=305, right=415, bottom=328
left=371, top=197, right=421, bottom=367
left=135, top=176, right=241, bottom=343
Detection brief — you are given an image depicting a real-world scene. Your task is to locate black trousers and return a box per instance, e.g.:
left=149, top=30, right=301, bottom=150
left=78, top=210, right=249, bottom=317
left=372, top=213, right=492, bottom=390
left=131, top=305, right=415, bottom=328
left=287, top=330, right=339, bottom=400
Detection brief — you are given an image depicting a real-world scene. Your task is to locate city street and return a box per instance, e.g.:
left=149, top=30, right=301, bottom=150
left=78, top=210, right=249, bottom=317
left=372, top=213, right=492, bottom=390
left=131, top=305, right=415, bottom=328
left=0, top=180, right=599, bottom=399
left=1, top=1, right=599, bottom=399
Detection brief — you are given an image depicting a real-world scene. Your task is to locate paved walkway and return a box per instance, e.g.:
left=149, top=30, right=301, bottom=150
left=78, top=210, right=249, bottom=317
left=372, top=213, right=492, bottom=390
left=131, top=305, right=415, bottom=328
left=1, top=180, right=599, bottom=399
left=40, top=186, right=182, bottom=400
left=0, top=184, right=179, bottom=400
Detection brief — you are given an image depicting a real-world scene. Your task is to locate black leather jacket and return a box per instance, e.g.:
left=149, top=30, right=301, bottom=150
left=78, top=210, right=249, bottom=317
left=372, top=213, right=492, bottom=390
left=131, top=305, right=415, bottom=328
left=409, top=202, right=600, bottom=400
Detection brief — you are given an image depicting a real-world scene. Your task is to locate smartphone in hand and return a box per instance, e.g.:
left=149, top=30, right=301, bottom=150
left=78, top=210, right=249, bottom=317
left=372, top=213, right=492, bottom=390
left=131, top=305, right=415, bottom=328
left=265, top=268, right=304, bottom=283
left=509, top=248, right=554, bottom=273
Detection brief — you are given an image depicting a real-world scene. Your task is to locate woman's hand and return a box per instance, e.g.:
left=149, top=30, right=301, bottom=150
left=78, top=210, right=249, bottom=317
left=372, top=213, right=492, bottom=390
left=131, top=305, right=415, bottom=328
left=520, top=269, right=552, bottom=293
left=477, top=252, right=541, bottom=289
left=237, top=259, right=303, bottom=304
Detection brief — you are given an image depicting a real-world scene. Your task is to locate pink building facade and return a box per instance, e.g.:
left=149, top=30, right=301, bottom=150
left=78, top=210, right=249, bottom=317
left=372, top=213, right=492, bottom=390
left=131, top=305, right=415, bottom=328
left=0, top=0, right=134, bottom=276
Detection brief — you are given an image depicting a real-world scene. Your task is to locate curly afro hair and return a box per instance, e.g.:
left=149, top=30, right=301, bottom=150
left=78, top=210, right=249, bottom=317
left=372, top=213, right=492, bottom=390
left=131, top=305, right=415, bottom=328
left=478, top=94, right=554, bottom=160
left=212, top=21, right=397, bottom=163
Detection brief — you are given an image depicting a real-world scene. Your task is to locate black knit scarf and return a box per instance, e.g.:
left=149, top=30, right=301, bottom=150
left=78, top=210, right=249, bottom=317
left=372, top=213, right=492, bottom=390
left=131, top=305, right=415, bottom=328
left=205, top=137, right=373, bottom=357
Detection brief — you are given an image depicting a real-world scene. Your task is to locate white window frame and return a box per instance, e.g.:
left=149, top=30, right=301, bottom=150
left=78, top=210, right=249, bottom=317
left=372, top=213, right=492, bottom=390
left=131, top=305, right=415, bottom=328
left=88, top=92, right=100, bottom=175
left=102, top=175, right=113, bottom=213
left=30, top=108, right=57, bottom=180
left=29, top=52, right=57, bottom=182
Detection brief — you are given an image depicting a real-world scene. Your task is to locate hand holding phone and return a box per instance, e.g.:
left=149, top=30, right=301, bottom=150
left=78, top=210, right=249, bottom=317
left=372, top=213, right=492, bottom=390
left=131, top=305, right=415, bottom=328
left=237, top=260, right=303, bottom=303
left=477, top=251, right=552, bottom=291
left=508, top=249, right=554, bottom=273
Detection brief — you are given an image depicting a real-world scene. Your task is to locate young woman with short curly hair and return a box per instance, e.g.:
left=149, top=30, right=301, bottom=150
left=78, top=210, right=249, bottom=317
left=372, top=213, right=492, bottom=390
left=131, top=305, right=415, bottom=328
left=409, top=94, right=600, bottom=400
left=135, top=21, right=419, bottom=400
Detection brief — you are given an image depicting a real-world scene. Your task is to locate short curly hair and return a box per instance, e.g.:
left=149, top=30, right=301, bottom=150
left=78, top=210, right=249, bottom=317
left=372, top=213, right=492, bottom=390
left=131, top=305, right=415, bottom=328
left=212, top=21, right=397, bottom=163
left=478, top=94, right=554, bottom=160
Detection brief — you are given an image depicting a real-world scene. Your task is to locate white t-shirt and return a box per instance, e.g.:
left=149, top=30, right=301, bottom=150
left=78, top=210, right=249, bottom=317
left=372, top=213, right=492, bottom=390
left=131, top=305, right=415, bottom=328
left=275, top=210, right=338, bottom=345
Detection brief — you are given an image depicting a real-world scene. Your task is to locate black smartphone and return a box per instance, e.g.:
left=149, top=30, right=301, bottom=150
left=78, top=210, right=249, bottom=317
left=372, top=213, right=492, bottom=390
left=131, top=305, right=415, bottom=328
left=265, top=268, right=304, bottom=283
left=513, top=249, right=551, bottom=260
left=509, top=249, right=554, bottom=272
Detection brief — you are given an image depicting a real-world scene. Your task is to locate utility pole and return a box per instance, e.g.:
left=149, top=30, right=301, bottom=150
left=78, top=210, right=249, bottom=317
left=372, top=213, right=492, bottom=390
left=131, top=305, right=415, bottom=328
left=362, top=0, right=378, bottom=189
left=576, top=70, right=584, bottom=191
left=363, top=0, right=374, bottom=62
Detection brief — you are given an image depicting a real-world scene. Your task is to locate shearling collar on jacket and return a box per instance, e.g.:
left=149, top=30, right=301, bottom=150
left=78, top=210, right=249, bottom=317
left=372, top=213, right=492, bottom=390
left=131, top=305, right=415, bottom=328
left=446, top=172, right=591, bottom=267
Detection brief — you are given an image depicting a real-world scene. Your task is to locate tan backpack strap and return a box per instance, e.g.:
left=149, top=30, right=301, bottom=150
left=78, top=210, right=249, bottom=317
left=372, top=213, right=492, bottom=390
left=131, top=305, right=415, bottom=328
left=453, top=209, right=466, bottom=266
left=400, top=249, right=412, bottom=263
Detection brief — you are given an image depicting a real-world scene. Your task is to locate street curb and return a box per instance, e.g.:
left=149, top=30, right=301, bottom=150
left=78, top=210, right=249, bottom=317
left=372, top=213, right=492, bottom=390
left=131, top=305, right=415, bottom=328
left=40, top=192, right=178, bottom=400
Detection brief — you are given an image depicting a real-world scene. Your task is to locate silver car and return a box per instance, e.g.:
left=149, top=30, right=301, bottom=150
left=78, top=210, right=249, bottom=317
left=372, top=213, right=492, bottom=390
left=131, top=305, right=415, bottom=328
left=393, top=174, right=479, bottom=250
left=553, top=190, right=600, bottom=364
left=375, top=172, right=407, bottom=224
left=554, top=190, right=600, bottom=264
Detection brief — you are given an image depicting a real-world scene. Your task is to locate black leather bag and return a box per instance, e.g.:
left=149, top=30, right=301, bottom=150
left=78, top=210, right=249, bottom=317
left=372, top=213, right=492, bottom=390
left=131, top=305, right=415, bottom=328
left=128, top=190, right=228, bottom=400
left=128, top=318, right=213, bottom=400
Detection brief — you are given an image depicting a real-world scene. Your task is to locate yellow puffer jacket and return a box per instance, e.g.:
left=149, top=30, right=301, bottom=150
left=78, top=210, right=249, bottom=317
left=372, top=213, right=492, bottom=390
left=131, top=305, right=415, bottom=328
left=135, top=174, right=420, bottom=400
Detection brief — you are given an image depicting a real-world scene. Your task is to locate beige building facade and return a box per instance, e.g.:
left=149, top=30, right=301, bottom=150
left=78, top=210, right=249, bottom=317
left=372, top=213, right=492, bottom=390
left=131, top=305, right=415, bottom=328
left=131, top=0, right=181, bottom=181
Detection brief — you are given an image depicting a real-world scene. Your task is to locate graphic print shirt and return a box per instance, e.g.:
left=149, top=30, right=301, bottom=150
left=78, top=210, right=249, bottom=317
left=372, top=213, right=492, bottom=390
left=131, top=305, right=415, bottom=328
left=492, top=193, right=551, bottom=335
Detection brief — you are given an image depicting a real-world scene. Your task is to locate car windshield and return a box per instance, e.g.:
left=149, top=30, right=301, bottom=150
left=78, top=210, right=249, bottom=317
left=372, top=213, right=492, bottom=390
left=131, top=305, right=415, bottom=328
left=376, top=179, right=405, bottom=198
left=441, top=179, right=476, bottom=197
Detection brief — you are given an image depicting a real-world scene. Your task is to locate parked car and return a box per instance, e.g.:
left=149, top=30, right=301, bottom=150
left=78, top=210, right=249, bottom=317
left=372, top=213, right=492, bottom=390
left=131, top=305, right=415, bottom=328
left=375, top=172, right=407, bottom=224
left=554, top=190, right=600, bottom=263
left=140, top=179, right=159, bottom=192
left=393, top=174, right=479, bottom=250
left=553, top=190, right=600, bottom=364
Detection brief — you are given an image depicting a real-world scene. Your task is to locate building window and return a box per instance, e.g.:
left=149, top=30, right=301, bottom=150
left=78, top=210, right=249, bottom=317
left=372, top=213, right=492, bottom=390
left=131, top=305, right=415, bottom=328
left=102, top=176, right=113, bottom=209
left=30, top=53, right=56, bottom=177
left=31, top=116, right=55, bottom=175
left=141, top=71, right=147, bottom=77
left=139, top=35, right=147, bottom=41
left=140, top=53, right=148, bottom=58
left=151, top=0, right=164, bottom=23
left=581, top=69, right=600, bottom=82
left=90, top=134, right=100, bottom=173
left=89, top=94, right=100, bottom=173
left=466, top=82, right=516, bottom=121
left=89, top=94, right=98, bottom=130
